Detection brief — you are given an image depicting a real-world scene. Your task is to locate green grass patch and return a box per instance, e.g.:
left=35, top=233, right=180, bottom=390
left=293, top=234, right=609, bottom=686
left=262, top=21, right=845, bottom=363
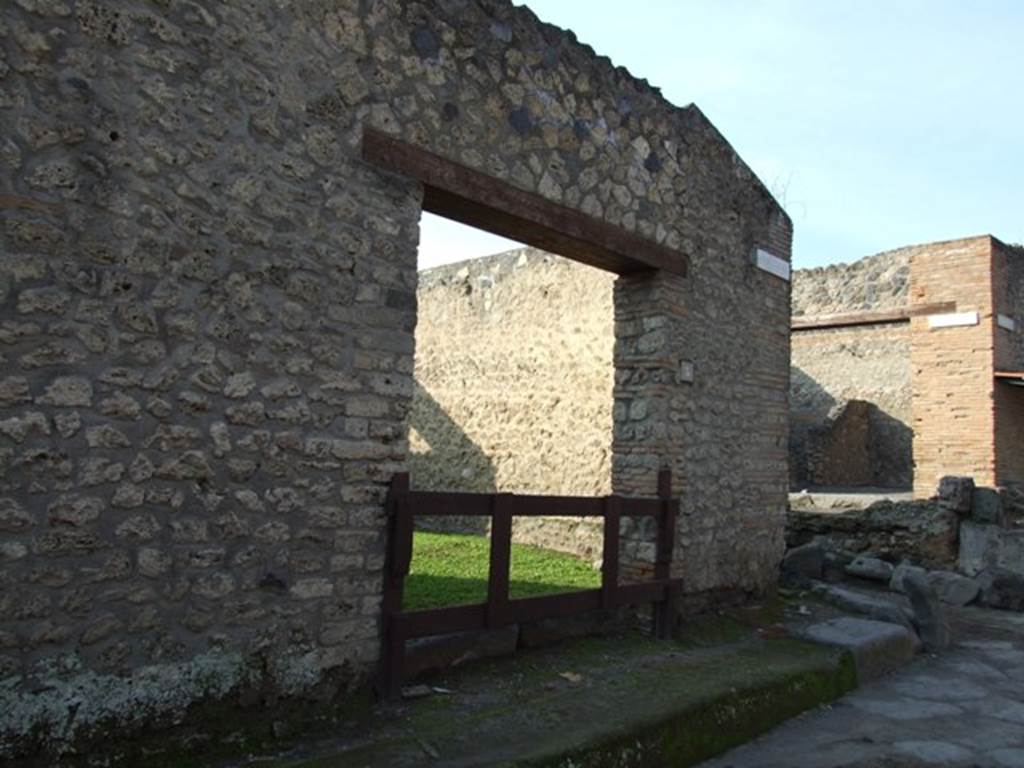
left=403, top=531, right=600, bottom=611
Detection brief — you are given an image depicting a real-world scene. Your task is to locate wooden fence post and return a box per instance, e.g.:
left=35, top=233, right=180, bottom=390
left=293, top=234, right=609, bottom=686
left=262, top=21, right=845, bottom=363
left=487, top=493, right=512, bottom=628
left=654, top=468, right=677, bottom=639
left=379, top=472, right=412, bottom=698
left=601, top=495, right=620, bottom=609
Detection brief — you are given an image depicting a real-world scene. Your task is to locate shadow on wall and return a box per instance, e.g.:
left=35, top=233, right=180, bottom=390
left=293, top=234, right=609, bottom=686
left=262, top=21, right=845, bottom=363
left=790, top=366, right=912, bottom=490
left=870, top=407, right=912, bottom=489
left=790, top=366, right=837, bottom=488
left=408, top=379, right=496, bottom=534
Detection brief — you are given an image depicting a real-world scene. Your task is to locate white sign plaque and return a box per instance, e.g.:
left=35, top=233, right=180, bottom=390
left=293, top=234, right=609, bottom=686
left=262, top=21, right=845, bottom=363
left=928, top=311, right=980, bottom=329
left=755, top=248, right=790, bottom=282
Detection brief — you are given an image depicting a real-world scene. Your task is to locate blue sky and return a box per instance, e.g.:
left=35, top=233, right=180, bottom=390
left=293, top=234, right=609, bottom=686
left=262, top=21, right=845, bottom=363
left=418, top=1, right=1024, bottom=271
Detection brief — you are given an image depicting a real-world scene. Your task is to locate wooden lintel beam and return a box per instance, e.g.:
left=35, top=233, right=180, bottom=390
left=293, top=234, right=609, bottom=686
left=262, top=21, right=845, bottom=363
left=792, top=301, right=957, bottom=331
left=361, top=128, right=688, bottom=278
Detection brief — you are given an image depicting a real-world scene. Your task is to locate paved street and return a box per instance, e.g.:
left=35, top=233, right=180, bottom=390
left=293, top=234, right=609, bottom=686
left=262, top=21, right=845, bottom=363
left=702, top=608, right=1024, bottom=767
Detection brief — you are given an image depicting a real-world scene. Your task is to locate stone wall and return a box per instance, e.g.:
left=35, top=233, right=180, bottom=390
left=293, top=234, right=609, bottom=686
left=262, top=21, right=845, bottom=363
left=792, top=248, right=909, bottom=318
left=411, top=248, right=612, bottom=563
left=0, top=0, right=789, bottom=760
left=412, top=248, right=613, bottom=497
left=791, top=250, right=912, bottom=488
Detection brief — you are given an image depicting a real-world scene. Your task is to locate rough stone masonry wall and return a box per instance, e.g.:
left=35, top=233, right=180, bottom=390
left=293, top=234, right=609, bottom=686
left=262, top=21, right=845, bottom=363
left=0, top=0, right=789, bottom=760
left=412, top=248, right=613, bottom=564
left=791, top=248, right=909, bottom=318
left=791, top=250, right=912, bottom=488
left=993, top=241, right=1024, bottom=485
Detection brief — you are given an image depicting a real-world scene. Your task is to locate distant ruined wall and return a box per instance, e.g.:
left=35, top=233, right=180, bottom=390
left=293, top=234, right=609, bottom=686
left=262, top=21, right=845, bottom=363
left=994, top=242, right=1024, bottom=486
left=412, top=248, right=614, bottom=496
left=791, top=251, right=913, bottom=488
left=791, top=249, right=909, bottom=317
left=411, top=248, right=613, bottom=563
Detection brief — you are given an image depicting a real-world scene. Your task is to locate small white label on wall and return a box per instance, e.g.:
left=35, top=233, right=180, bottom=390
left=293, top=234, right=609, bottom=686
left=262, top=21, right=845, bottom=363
left=998, top=314, right=1017, bottom=332
left=928, top=311, right=980, bottom=329
left=678, top=360, right=695, bottom=384
left=755, top=248, right=790, bottom=282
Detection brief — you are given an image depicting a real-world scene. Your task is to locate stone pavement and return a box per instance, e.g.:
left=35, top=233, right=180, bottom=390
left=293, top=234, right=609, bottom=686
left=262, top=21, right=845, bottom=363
left=701, top=606, right=1024, bottom=767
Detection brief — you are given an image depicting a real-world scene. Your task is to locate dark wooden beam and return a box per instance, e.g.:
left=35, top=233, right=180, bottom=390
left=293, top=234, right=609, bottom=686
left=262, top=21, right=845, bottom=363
left=995, top=371, right=1024, bottom=387
left=791, top=302, right=957, bottom=331
left=361, top=128, right=688, bottom=278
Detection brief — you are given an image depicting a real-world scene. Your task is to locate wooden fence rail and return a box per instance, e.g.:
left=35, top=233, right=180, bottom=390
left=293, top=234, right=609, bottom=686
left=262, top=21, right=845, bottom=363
left=379, top=469, right=682, bottom=698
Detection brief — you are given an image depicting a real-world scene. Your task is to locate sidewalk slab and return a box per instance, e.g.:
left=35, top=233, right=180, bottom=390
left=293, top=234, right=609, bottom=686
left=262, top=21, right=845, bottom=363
left=266, top=626, right=856, bottom=768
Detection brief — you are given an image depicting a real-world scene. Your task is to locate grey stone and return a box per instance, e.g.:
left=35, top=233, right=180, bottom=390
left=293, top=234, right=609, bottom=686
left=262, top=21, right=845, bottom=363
left=0, top=376, right=31, bottom=407
left=960, top=520, right=1001, bottom=577
left=36, top=376, right=92, bottom=407
left=98, top=392, right=142, bottom=420
left=0, top=498, right=34, bottom=532
left=85, top=425, right=130, bottom=449
left=889, top=561, right=928, bottom=594
left=811, top=583, right=915, bottom=630
left=155, top=451, right=213, bottom=480
left=845, top=554, right=895, bottom=582
left=938, top=475, right=974, bottom=514
left=779, top=541, right=824, bottom=588
left=822, top=550, right=856, bottom=583
left=223, top=372, right=256, bottom=399
left=927, top=570, right=981, bottom=606
left=976, top=569, right=1024, bottom=612
left=80, top=615, right=122, bottom=645
left=904, top=571, right=951, bottom=652
left=47, top=496, right=103, bottom=527
left=972, top=487, right=1006, bottom=526
left=795, top=617, right=918, bottom=683
left=0, top=412, right=50, bottom=443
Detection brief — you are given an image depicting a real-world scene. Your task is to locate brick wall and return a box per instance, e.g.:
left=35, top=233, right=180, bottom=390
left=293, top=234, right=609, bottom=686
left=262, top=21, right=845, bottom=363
left=910, top=236, right=998, bottom=496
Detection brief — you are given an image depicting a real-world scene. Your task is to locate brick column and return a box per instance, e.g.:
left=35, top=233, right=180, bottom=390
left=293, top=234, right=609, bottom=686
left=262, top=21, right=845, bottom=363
left=612, top=271, right=687, bottom=581
left=612, top=209, right=792, bottom=602
left=910, top=237, right=997, bottom=496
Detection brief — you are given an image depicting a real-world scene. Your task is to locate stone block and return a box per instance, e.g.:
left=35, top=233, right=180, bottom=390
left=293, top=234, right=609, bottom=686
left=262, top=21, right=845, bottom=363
left=975, top=569, right=1024, bottom=612
left=845, top=555, right=894, bottom=583
left=959, top=520, right=1000, bottom=576
left=971, top=487, right=1006, bottom=526
left=888, top=561, right=927, bottom=594
left=795, top=617, right=918, bottom=683
left=811, top=583, right=914, bottom=630
left=937, top=476, right=974, bottom=515
left=779, top=541, right=824, bottom=588
left=925, top=571, right=980, bottom=606
left=903, top=571, right=950, bottom=652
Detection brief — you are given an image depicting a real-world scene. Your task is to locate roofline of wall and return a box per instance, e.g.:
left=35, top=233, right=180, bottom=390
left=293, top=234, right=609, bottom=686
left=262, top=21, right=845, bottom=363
left=794, top=234, right=1006, bottom=277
